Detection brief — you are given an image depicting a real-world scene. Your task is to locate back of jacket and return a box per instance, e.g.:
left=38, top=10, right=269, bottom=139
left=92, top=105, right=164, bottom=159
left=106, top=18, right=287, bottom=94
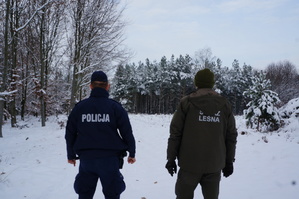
left=65, top=88, right=136, bottom=160
left=167, top=88, right=237, bottom=173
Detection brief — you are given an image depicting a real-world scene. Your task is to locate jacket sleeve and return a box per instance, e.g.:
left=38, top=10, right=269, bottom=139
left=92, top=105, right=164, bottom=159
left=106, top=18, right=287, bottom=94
left=65, top=109, right=78, bottom=160
left=116, top=105, right=136, bottom=158
left=167, top=98, right=188, bottom=161
left=225, top=104, right=238, bottom=163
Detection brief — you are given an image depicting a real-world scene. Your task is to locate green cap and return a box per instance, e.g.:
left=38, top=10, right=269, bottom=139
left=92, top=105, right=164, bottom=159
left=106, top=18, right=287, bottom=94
left=194, top=68, right=215, bottom=88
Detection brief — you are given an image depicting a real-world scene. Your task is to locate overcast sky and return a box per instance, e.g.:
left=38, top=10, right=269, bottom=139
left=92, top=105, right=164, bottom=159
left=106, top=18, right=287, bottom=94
left=120, top=0, right=299, bottom=70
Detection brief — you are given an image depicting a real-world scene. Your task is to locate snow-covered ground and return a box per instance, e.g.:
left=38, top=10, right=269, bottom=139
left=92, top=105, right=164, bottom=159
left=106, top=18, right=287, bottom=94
left=0, top=111, right=298, bottom=199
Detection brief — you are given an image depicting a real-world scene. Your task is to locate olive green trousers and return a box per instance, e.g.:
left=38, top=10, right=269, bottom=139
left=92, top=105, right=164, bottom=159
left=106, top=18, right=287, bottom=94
left=175, top=169, right=221, bottom=199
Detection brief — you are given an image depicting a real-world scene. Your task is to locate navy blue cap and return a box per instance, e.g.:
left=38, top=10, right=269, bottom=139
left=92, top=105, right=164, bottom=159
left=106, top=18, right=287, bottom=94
left=91, top=71, right=108, bottom=82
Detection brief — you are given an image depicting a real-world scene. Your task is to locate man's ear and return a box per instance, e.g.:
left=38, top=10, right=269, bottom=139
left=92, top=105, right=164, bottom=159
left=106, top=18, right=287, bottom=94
left=90, top=84, right=93, bottom=90
left=106, top=84, right=110, bottom=91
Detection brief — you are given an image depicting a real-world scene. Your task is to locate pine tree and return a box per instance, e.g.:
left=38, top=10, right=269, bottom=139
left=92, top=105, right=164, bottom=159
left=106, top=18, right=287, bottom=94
left=243, top=71, right=281, bottom=131
left=239, top=63, right=254, bottom=112
left=111, top=64, right=136, bottom=112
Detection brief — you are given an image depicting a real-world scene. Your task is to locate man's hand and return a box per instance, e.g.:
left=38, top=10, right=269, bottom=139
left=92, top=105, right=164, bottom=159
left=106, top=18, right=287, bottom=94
left=128, top=157, right=136, bottom=164
left=165, top=160, right=177, bottom=176
left=68, top=159, right=76, bottom=166
left=222, top=162, right=234, bottom=177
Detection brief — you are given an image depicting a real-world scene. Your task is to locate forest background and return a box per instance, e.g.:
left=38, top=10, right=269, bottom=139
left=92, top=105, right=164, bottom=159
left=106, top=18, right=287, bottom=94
left=0, top=0, right=298, bottom=137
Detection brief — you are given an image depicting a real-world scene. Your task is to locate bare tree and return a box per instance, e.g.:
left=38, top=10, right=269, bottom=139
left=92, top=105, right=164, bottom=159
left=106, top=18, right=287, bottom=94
left=0, top=0, right=11, bottom=137
left=34, top=0, right=65, bottom=126
left=265, top=60, right=299, bottom=105
left=0, top=0, right=66, bottom=131
left=0, top=0, right=130, bottom=135
left=194, top=47, right=217, bottom=69
left=13, top=0, right=66, bottom=126
left=0, top=0, right=25, bottom=130
left=8, top=0, right=23, bottom=127
left=67, top=0, right=129, bottom=110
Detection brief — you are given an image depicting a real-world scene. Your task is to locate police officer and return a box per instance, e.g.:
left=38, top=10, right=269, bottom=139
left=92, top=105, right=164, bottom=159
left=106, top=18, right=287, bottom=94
left=166, top=68, right=237, bottom=199
left=65, top=71, right=136, bottom=199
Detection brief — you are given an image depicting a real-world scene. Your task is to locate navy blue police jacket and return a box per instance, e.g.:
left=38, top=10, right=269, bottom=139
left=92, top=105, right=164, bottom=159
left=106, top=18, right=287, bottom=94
left=65, top=87, right=136, bottom=160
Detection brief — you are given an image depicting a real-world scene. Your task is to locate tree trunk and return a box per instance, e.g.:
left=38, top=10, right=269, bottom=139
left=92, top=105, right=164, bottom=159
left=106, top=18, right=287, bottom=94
left=0, top=100, right=4, bottom=137
left=70, top=64, right=79, bottom=110
left=9, top=36, right=18, bottom=127
left=0, top=0, right=11, bottom=137
left=69, top=0, right=83, bottom=110
left=20, top=54, right=29, bottom=121
left=39, top=2, right=46, bottom=127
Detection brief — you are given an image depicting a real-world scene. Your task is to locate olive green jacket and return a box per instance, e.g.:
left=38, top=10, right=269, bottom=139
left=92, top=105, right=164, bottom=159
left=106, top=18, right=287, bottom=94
left=167, top=88, right=237, bottom=173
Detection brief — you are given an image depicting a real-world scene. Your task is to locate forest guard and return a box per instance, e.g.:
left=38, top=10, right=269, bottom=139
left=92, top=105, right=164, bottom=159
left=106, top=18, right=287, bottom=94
left=166, top=68, right=238, bottom=199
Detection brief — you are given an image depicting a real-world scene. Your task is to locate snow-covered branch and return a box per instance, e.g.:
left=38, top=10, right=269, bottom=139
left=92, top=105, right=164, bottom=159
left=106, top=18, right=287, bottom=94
left=15, top=0, right=56, bottom=32
left=0, top=90, right=18, bottom=97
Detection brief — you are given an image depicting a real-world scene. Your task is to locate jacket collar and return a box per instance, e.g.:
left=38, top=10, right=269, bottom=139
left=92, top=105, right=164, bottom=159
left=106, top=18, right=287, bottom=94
left=90, top=87, right=109, bottom=98
left=190, top=88, right=219, bottom=97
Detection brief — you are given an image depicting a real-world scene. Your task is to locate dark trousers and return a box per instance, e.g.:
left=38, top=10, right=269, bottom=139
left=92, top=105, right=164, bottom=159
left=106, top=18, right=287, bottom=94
left=74, top=157, right=126, bottom=199
left=175, top=169, right=221, bottom=199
